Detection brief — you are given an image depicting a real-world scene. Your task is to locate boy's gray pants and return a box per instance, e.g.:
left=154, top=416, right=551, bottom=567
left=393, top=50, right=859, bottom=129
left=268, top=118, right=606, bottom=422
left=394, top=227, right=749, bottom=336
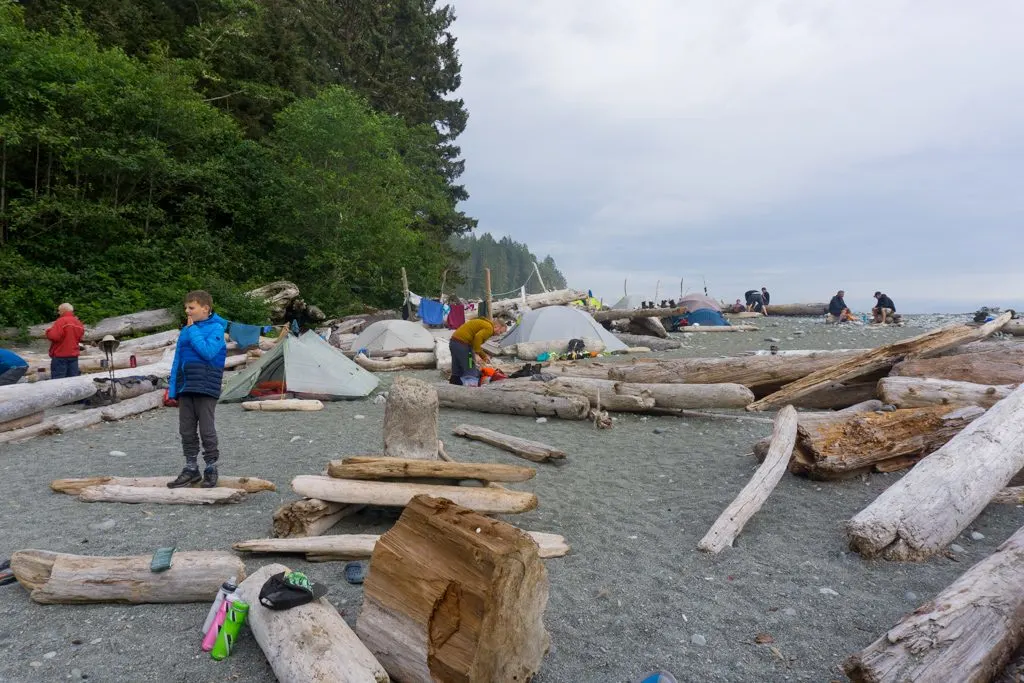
left=178, top=394, right=219, bottom=469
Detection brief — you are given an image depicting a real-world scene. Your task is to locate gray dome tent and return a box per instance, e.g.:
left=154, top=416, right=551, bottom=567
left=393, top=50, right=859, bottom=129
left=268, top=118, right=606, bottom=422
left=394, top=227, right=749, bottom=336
left=499, top=306, right=627, bottom=352
left=351, top=320, right=435, bottom=354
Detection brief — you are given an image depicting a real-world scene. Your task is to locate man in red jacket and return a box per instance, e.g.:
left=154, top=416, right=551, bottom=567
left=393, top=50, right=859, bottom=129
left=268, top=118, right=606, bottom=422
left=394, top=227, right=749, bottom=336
left=45, top=303, right=86, bottom=379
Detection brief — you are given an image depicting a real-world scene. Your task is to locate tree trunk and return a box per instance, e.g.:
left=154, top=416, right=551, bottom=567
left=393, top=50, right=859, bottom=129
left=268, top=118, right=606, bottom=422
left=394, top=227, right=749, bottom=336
left=878, top=376, right=1015, bottom=409
left=91, top=376, right=163, bottom=404
left=234, top=530, right=569, bottom=561
left=613, top=333, right=682, bottom=350
left=698, top=406, right=798, bottom=553
left=272, top=499, right=362, bottom=538
left=380, top=376, right=439, bottom=461
left=355, top=352, right=436, bottom=371
left=452, top=424, right=567, bottom=463
left=99, top=390, right=165, bottom=421
left=748, top=313, right=1012, bottom=411
left=847, top=383, right=1024, bottom=560
left=327, top=456, right=535, bottom=483
left=679, top=324, right=759, bottom=332
left=0, top=420, right=57, bottom=445
left=242, top=399, right=324, bottom=412
left=80, top=309, right=179, bottom=342
left=752, top=400, right=883, bottom=462
left=538, top=376, right=755, bottom=410
left=1002, top=319, right=1024, bottom=337
left=625, top=316, right=668, bottom=338
left=844, top=523, right=1024, bottom=682
left=77, top=484, right=247, bottom=505
left=759, top=303, right=829, bottom=316
left=890, top=347, right=1024, bottom=385
left=486, top=377, right=654, bottom=412
left=116, top=329, right=180, bottom=352
left=356, top=495, right=550, bottom=683
left=233, top=563, right=390, bottom=683
left=51, top=408, right=104, bottom=434
left=0, top=412, right=44, bottom=433
left=0, top=383, right=98, bottom=424
left=592, top=306, right=681, bottom=323
left=52, top=476, right=275, bottom=495
left=10, top=549, right=245, bottom=604
left=292, top=475, right=537, bottom=515
left=434, top=384, right=590, bottom=419
left=488, top=288, right=585, bottom=317
left=246, top=281, right=301, bottom=320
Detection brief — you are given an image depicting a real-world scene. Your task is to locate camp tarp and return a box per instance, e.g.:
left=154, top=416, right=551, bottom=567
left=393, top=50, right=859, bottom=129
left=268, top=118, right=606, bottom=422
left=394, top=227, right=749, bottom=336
left=220, top=332, right=378, bottom=402
left=611, top=295, right=645, bottom=310
left=677, top=294, right=722, bottom=312
left=499, top=306, right=628, bottom=352
left=351, top=320, right=436, bottom=353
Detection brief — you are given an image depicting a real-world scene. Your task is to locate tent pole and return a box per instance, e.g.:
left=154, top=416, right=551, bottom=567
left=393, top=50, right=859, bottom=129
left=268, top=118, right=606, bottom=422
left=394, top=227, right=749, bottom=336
left=532, top=261, right=548, bottom=293
left=485, top=268, right=492, bottom=320
left=401, top=267, right=409, bottom=305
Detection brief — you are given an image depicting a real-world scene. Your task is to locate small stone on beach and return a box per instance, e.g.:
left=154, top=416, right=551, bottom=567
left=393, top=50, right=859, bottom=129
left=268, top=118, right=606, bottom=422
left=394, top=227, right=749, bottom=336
left=108, top=451, right=126, bottom=457
left=970, top=531, right=985, bottom=540
left=691, top=634, right=707, bottom=646
left=818, top=587, right=839, bottom=596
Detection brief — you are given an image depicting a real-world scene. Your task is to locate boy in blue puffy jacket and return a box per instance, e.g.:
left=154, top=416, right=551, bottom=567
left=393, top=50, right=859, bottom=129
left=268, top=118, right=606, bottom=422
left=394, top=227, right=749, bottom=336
left=167, top=290, right=228, bottom=488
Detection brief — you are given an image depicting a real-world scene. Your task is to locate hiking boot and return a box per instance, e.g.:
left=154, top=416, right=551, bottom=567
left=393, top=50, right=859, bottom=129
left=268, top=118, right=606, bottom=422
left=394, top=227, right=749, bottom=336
left=200, top=467, right=219, bottom=488
left=167, top=468, right=201, bottom=488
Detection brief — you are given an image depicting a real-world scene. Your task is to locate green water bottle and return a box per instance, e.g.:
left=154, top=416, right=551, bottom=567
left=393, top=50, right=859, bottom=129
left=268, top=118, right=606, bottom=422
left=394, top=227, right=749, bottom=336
left=210, top=595, right=249, bottom=661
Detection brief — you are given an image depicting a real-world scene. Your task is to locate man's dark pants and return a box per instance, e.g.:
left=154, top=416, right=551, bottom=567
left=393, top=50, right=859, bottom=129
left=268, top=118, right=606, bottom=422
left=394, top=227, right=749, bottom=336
left=178, top=393, right=219, bottom=470
left=50, top=357, right=80, bottom=379
left=449, top=339, right=472, bottom=385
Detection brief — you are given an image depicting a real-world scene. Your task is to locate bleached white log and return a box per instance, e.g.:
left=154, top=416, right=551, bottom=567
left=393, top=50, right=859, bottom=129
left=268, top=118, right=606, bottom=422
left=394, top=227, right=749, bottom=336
left=242, top=399, right=324, bottom=412
left=878, top=376, right=1015, bottom=409
left=452, top=424, right=567, bottom=463
left=100, top=390, right=165, bottom=421
left=291, top=475, right=537, bottom=514
left=77, top=484, right=246, bottom=505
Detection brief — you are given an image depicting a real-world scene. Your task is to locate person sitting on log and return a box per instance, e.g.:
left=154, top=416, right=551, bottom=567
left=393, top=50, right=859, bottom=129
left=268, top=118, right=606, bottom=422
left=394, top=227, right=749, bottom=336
left=827, top=290, right=855, bottom=323
left=729, top=299, right=745, bottom=313
left=449, top=316, right=508, bottom=385
left=0, top=347, right=29, bottom=386
left=872, top=291, right=896, bottom=323
left=744, top=289, right=765, bottom=314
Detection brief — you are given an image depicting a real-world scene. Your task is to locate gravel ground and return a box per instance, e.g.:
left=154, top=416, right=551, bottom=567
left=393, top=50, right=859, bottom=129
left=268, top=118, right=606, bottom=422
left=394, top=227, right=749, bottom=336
left=2, top=314, right=1023, bottom=682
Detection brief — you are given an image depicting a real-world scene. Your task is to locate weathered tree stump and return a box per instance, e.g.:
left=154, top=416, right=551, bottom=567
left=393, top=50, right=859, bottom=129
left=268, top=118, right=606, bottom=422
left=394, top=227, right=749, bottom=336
left=384, top=376, right=439, bottom=460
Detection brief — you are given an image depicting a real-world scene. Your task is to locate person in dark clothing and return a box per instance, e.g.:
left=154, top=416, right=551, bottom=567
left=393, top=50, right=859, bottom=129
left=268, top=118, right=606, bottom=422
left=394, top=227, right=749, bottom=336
left=0, top=348, right=29, bottom=386
left=828, top=290, right=853, bottom=322
left=873, top=291, right=896, bottom=323
left=744, top=289, right=765, bottom=313
left=761, top=287, right=770, bottom=306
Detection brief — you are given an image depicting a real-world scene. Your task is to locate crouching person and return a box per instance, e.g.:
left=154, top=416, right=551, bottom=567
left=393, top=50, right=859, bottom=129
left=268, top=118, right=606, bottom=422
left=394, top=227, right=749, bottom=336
left=449, top=317, right=508, bottom=385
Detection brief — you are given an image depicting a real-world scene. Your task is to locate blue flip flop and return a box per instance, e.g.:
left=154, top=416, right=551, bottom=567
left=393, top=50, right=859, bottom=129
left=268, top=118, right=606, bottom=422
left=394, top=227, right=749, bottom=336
left=636, top=672, right=678, bottom=683
left=344, top=561, right=367, bottom=585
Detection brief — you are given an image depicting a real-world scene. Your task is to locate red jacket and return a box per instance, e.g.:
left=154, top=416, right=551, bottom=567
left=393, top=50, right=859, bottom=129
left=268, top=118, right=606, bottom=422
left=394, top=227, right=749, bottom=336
left=46, top=312, right=85, bottom=358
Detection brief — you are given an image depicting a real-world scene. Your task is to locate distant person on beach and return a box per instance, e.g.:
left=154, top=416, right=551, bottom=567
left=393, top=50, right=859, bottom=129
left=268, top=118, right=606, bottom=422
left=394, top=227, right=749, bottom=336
left=449, top=317, right=508, bottom=385
left=744, top=289, right=765, bottom=314
left=167, top=290, right=228, bottom=489
left=872, top=292, right=896, bottom=323
left=761, top=287, right=770, bottom=314
left=45, top=303, right=85, bottom=379
left=729, top=299, right=745, bottom=313
left=0, top=348, right=28, bottom=386
left=827, top=290, right=854, bottom=322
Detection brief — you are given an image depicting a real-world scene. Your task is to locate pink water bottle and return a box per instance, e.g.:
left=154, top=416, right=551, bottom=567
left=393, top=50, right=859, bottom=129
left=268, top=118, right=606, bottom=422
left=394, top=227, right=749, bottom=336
left=201, top=598, right=229, bottom=651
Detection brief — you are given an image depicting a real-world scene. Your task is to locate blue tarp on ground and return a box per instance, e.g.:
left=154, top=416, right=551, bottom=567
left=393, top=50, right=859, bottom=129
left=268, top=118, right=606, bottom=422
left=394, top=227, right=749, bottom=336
left=669, top=308, right=729, bottom=330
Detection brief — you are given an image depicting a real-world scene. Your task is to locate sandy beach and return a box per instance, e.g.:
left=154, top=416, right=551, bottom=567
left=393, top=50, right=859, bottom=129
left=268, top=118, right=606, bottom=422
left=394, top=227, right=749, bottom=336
left=1, top=314, right=1022, bottom=682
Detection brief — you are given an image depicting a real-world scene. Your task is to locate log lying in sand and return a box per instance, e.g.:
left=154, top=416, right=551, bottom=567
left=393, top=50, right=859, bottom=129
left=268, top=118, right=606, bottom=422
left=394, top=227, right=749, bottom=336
left=234, top=529, right=569, bottom=561
left=51, top=408, right=104, bottom=434
left=434, top=384, right=590, bottom=419
left=272, top=498, right=362, bottom=538
left=327, top=456, right=536, bottom=482
left=550, top=376, right=754, bottom=410
left=761, top=302, right=829, bottom=316
left=435, top=336, right=453, bottom=374
left=748, top=312, right=1013, bottom=411
left=878, top=376, right=1015, bottom=409
left=99, top=390, right=165, bottom=421
left=292, top=475, right=538, bottom=514
left=356, top=495, right=549, bottom=683
left=242, top=399, right=324, bottom=412
left=848, top=383, right=1024, bottom=560
left=698, top=406, right=798, bottom=553
left=679, top=324, right=759, bottom=332
left=0, top=412, right=44, bottom=433
left=593, top=306, right=682, bottom=323
left=613, top=333, right=682, bottom=351
left=10, top=549, right=245, bottom=604
left=0, top=382, right=98, bottom=425
left=77, top=484, right=247, bottom=505
left=384, top=376, right=439, bottom=460
left=791, top=380, right=879, bottom=411
left=452, top=424, right=567, bottom=463
left=991, top=487, right=1024, bottom=505
left=626, top=316, right=668, bottom=338
left=355, top=351, right=436, bottom=371
left=487, top=376, right=653, bottom=412
left=234, top=563, right=389, bottom=683
left=890, top=347, right=1024, bottom=385
left=1003, top=319, right=1024, bottom=336
left=844, top=523, right=1024, bottom=682
left=489, top=288, right=586, bottom=317
left=0, top=420, right=58, bottom=445
left=116, top=328, right=180, bottom=352
left=52, top=475, right=275, bottom=495
left=751, top=400, right=882, bottom=462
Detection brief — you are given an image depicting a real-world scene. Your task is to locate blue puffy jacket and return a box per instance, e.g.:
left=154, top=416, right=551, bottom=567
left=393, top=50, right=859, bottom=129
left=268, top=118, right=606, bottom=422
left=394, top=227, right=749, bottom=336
left=168, top=314, right=227, bottom=399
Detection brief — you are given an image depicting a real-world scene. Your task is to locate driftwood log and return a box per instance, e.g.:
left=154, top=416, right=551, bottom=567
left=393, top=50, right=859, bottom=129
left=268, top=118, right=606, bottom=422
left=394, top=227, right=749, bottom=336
left=272, top=499, right=363, bottom=538
left=51, top=475, right=275, bottom=495
left=890, top=346, right=1024, bottom=385
left=0, top=420, right=58, bottom=445
left=679, top=324, right=759, bottom=332
left=486, top=376, right=653, bottom=412
left=747, top=313, right=1012, bottom=410
left=384, top=376, right=439, bottom=460
left=878, top=376, right=1015, bottom=409
left=435, top=384, right=590, bottom=420
left=488, top=288, right=585, bottom=317
left=355, top=352, right=436, bottom=371
left=592, top=306, right=682, bottom=323
left=76, top=484, right=247, bottom=505
left=435, top=336, right=452, bottom=374
left=292, top=475, right=537, bottom=514
left=99, top=390, right=165, bottom=421
left=626, top=316, right=668, bottom=338
left=327, top=456, right=535, bottom=482
left=751, top=400, right=881, bottom=459
left=242, top=399, right=324, bottom=412
left=0, top=382, right=99, bottom=425
left=0, top=412, right=44, bottom=433
left=698, top=406, right=798, bottom=553
left=10, top=549, right=245, bottom=604
left=116, top=329, right=180, bottom=352
left=234, top=563, right=389, bottom=683
left=612, top=333, right=682, bottom=351
left=545, top=376, right=754, bottom=410
left=760, top=303, right=828, bottom=316
left=845, top=523, right=1024, bottom=682
left=51, top=409, right=104, bottom=434
left=848, top=383, right=1024, bottom=560
left=452, top=424, right=567, bottom=463
left=247, top=281, right=300, bottom=320
left=356, top=496, right=549, bottom=683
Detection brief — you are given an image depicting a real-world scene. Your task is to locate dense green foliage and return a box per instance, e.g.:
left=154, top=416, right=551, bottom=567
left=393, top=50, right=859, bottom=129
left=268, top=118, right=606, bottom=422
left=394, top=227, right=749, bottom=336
left=450, top=233, right=567, bottom=299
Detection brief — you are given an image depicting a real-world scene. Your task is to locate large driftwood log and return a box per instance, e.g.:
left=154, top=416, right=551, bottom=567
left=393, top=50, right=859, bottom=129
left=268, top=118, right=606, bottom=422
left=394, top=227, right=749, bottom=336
left=355, top=352, right=436, bottom=371
left=748, top=313, right=1013, bottom=410
left=486, top=377, right=654, bottom=412
left=751, top=400, right=882, bottom=459
left=488, top=288, right=586, bottom=317
left=327, top=456, right=535, bottom=482
left=90, top=376, right=162, bottom=404
left=878, top=376, right=1015, bottom=409
left=242, top=399, right=324, bottom=411
left=0, top=420, right=58, bottom=445
left=272, top=498, right=362, bottom=538
left=434, top=384, right=590, bottom=419
left=452, top=424, right=567, bottom=463
left=0, top=382, right=98, bottom=425
left=51, top=408, right=104, bottom=434
left=99, top=390, right=165, bottom=421
left=0, top=355, right=173, bottom=403
left=247, top=281, right=300, bottom=319
left=0, top=412, right=44, bottom=433
left=790, top=380, right=879, bottom=411
left=848, top=383, right=1024, bottom=560
left=77, top=484, right=247, bottom=505
left=541, top=376, right=754, bottom=410
left=357, top=496, right=549, bottom=683
left=1003, top=319, right=1024, bottom=336
left=626, top=316, right=668, bottom=338
left=234, top=563, right=389, bottom=683
left=52, top=475, right=275, bottom=495
left=612, top=333, right=682, bottom=350
left=698, top=406, right=798, bottom=553
left=81, top=309, right=179, bottom=342
left=292, top=475, right=538, bottom=514
left=844, top=523, right=1024, bottom=682
left=592, top=306, right=682, bottom=323
left=434, top=336, right=452, bottom=374
left=10, top=549, right=245, bottom=604
left=116, top=329, right=179, bottom=352
left=890, top=347, right=1024, bottom=385
left=761, top=302, right=828, bottom=316
left=678, top=324, right=759, bottom=332
left=384, top=376, right=439, bottom=460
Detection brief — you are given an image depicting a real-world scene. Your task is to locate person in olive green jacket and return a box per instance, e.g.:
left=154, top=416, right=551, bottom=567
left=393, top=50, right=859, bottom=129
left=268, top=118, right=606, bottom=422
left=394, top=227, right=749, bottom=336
left=449, top=317, right=507, bottom=385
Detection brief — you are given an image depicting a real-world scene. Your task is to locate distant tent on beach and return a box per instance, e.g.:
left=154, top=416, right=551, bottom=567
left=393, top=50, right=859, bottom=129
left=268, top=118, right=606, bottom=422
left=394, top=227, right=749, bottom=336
left=669, top=294, right=729, bottom=329
left=499, top=306, right=628, bottom=351
left=220, top=331, right=378, bottom=402
left=351, top=320, right=435, bottom=353
left=611, top=294, right=644, bottom=310
left=677, top=294, right=722, bottom=312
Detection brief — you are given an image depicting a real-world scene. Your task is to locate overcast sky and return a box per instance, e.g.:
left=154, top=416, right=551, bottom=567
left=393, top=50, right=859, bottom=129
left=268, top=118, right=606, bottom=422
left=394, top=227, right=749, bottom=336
left=450, top=1, right=1024, bottom=313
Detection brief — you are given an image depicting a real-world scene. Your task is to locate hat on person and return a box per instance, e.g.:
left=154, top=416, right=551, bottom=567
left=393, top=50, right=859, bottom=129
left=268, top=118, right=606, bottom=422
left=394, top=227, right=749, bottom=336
left=258, top=571, right=328, bottom=610
left=873, top=291, right=881, bottom=297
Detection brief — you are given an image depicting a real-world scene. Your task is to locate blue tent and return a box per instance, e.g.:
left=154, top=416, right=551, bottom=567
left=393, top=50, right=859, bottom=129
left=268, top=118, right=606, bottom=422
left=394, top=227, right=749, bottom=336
left=669, top=308, right=729, bottom=330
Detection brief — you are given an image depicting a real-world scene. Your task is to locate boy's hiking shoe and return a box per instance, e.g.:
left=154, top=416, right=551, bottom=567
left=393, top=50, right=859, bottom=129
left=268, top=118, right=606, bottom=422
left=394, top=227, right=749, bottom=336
left=201, top=467, right=219, bottom=488
left=167, top=469, right=201, bottom=488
